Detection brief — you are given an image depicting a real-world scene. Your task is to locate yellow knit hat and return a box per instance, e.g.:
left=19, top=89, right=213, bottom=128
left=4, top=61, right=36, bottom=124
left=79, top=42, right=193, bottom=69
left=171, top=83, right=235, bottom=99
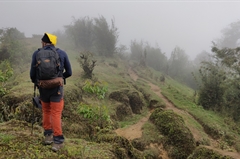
left=41, top=33, right=57, bottom=46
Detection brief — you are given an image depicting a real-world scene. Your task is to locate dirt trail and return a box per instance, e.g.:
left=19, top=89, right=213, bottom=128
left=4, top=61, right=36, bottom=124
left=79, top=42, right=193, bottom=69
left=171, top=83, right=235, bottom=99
left=115, top=68, right=150, bottom=140
left=148, top=82, right=203, bottom=142
left=114, top=68, right=240, bottom=159
left=115, top=112, right=151, bottom=140
left=116, top=68, right=203, bottom=141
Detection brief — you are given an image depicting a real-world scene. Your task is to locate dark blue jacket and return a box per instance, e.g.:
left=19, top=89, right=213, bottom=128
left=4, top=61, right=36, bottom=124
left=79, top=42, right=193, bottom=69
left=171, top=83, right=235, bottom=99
left=30, top=45, right=72, bottom=83
left=30, top=45, right=72, bottom=102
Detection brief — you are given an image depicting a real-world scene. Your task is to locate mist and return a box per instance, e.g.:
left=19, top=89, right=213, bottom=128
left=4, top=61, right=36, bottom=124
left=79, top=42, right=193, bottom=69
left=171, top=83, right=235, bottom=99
left=1, top=0, right=240, bottom=59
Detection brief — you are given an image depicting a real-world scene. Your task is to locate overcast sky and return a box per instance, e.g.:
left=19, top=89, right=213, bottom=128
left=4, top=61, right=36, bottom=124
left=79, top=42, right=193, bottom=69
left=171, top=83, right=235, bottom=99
left=1, top=0, right=240, bottom=59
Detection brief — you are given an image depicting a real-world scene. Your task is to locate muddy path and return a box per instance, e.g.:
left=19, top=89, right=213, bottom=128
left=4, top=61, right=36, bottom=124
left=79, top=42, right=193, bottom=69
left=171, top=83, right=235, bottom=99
left=115, top=112, right=151, bottom=140
left=114, top=67, right=240, bottom=159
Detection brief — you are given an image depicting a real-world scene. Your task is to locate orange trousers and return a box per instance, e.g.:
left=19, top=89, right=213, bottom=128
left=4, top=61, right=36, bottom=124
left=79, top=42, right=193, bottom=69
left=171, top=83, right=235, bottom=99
left=41, top=99, right=64, bottom=136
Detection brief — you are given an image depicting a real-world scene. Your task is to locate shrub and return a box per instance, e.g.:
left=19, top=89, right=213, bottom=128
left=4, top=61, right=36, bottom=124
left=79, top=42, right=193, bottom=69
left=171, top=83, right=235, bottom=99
left=77, top=51, right=96, bottom=79
left=77, top=103, right=112, bottom=128
left=0, top=60, right=13, bottom=96
left=150, top=108, right=196, bottom=159
left=82, top=79, right=108, bottom=99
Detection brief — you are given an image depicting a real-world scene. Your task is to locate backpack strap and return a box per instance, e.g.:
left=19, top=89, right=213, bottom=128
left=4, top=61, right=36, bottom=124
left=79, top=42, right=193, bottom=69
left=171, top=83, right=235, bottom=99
left=50, top=47, right=64, bottom=77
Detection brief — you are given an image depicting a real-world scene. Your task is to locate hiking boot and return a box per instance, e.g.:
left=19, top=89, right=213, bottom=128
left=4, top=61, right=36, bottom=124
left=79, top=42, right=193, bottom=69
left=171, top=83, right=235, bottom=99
left=44, top=134, right=53, bottom=145
left=52, top=143, right=64, bottom=152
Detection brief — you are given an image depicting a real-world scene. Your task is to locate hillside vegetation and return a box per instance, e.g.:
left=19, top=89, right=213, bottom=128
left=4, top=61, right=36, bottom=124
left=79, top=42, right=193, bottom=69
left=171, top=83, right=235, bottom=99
left=1, top=20, right=240, bottom=158
left=0, top=37, right=240, bottom=158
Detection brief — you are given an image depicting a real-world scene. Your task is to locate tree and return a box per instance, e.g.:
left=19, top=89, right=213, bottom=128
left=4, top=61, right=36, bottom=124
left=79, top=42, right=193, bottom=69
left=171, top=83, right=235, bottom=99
left=0, top=28, right=25, bottom=62
left=139, top=48, right=147, bottom=67
left=197, top=59, right=225, bottom=111
left=210, top=46, right=240, bottom=120
left=116, top=44, right=129, bottom=59
left=65, top=16, right=94, bottom=51
left=196, top=45, right=240, bottom=121
left=190, top=51, right=213, bottom=89
left=193, top=51, right=212, bottom=66
left=116, top=44, right=128, bottom=54
left=212, top=46, right=240, bottom=74
left=65, top=16, right=118, bottom=57
left=130, top=40, right=144, bottom=61
left=0, top=28, right=29, bottom=72
left=77, top=51, right=96, bottom=79
left=145, top=44, right=168, bottom=73
left=216, top=20, right=240, bottom=48
left=168, top=46, right=189, bottom=80
left=93, top=16, right=118, bottom=56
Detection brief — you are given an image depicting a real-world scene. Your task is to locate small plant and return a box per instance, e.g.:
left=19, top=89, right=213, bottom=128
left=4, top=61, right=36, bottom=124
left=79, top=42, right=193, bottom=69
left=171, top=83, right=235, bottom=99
left=77, top=103, right=96, bottom=119
left=77, top=103, right=112, bottom=128
left=82, top=80, right=108, bottom=99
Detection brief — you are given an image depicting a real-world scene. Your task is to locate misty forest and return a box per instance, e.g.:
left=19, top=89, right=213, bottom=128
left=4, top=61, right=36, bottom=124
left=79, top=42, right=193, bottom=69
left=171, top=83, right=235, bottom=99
left=1, top=15, right=240, bottom=158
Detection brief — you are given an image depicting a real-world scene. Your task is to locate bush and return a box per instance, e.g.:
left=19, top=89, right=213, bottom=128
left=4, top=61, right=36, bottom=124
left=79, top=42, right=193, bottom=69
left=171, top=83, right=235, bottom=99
left=149, top=108, right=196, bottom=159
left=77, top=103, right=112, bottom=128
left=0, top=60, right=13, bottom=96
left=82, top=79, right=108, bottom=99
left=77, top=51, right=97, bottom=79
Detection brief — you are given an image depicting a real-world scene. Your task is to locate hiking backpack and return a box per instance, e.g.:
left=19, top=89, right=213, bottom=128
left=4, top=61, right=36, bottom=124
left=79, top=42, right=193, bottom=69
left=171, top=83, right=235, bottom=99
left=36, top=47, right=61, bottom=80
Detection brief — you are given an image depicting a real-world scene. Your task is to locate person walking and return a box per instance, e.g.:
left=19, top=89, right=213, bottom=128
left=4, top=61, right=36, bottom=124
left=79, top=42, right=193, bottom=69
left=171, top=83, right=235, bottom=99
left=30, top=33, right=72, bottom=151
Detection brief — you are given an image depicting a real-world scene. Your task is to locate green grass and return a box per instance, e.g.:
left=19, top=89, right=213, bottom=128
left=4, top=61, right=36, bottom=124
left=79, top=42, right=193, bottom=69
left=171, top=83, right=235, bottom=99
left=0, top=120, right=116, bottom=159
left=0, top=133, right=15, bottom=143
left=142, top=121, right=164, bottom=144
left=155, top=72, right=240, bottom=150
left=161, top=80, right=236, bottom=133
left=2, top=38, right=240, bottom=158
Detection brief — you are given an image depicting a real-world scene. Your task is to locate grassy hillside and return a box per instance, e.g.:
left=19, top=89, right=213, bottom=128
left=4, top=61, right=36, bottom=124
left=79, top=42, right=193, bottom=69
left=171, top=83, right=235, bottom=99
left=0, top=37, right=240, bottom=158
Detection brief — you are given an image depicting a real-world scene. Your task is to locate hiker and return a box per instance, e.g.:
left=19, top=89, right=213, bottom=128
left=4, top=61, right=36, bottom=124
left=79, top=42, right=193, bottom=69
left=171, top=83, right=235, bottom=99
left=30, top=33, right=72, bottom=151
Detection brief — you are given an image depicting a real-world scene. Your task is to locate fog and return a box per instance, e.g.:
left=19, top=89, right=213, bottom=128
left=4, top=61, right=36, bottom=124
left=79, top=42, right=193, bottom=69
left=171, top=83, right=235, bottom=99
left=1, top=0, right=240, bottom=59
